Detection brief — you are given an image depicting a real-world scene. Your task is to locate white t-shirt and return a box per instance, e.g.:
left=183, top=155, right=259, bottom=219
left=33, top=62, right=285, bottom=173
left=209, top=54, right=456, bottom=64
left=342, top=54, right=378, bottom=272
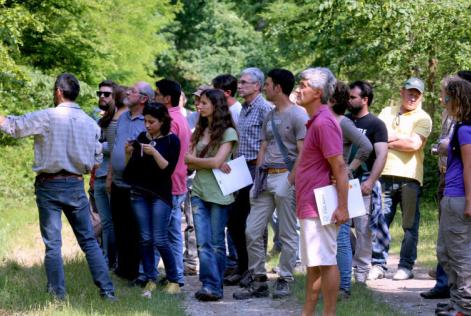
left=229, top=101, right=242, bottom=125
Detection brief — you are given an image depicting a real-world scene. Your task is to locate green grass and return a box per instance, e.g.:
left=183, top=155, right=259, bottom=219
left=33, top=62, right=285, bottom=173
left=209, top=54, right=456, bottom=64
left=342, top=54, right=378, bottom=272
left=389, top=200, right=439, bottom=269
left=0, top=141, right=185, bottom=315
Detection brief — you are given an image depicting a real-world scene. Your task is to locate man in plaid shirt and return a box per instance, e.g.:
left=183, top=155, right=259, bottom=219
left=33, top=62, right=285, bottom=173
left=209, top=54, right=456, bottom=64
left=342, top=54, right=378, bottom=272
left=225, top=67, right=272, bottom=287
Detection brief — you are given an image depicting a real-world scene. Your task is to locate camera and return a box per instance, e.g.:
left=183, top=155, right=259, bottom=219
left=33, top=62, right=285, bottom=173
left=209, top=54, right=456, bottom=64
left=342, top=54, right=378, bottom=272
left=430, top=144, right=439, bottom=156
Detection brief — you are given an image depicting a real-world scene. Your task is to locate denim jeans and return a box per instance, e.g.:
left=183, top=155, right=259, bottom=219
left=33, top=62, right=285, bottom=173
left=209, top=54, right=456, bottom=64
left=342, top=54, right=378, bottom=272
left=35, top=177, right=114, bottom=297
left=93, top=177, right=116, bottom=268
left=226, top=229, right=238, bottom=268
left=372, top=176, right=421, bottom=271
left=154, top=194, right=185, bottom=285
left=130, top=190, right=178, bottom=283
left=192, top=196, right=228, bottom=297
left=336, top=223, right=352, bottom=292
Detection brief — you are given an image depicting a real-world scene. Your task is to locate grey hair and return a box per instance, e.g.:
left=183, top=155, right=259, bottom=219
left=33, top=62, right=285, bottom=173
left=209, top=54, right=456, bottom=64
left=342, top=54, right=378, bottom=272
left=299, top=67, right=337, bottom=104
left=136, top=81, right=155, bottom=104
left=240, top=67, right=264, bottom=91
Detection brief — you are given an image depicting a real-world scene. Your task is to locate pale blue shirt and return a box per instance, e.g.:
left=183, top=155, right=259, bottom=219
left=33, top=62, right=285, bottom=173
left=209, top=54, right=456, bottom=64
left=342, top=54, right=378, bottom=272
left=110, top=110, right=145, bottom=187
left=0, top=102, right=102, bottom=175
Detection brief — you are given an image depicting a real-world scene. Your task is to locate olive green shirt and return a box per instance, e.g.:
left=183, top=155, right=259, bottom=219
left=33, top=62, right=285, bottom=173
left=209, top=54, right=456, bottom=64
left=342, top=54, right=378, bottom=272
left=191, top=127, right=238, bottom=205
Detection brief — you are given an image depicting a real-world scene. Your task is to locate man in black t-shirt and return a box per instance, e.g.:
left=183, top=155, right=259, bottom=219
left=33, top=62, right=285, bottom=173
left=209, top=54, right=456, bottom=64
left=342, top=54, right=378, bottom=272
left=347, top=80, right=389, bottom=282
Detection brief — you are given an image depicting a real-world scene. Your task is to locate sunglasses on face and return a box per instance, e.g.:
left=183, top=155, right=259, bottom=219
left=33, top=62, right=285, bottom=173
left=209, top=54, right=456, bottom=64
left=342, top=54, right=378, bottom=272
left=96, top=91, right=112, bottom=98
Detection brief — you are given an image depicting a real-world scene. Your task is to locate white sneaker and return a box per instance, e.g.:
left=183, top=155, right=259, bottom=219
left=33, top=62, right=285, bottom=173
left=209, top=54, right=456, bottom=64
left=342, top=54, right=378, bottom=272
left=393, top=268, right=413, bottom=280
left=367, top=265, right=385, bottom=280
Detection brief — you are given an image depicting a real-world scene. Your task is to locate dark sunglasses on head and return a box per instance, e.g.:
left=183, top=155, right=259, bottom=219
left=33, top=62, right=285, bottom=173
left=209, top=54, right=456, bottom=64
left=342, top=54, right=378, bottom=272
left=96, top=91, right=112, bottom=98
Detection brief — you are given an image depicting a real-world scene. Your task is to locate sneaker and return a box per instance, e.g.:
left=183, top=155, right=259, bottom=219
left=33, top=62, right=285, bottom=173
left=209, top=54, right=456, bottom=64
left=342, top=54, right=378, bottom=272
left=142, top=281, right=157, bottom=298
left=354, top=272, right=367, bottom=284
left=163, top=282, right=181, bottom=295
left=233, top=276, right=269, bottom=300
left=393, top=267, right=413, bottom=280
left=367, top=265, right=385, bottom=280
left=337, top=289, right=351, bottom=301
left=272, top=278, right=293, bottom=299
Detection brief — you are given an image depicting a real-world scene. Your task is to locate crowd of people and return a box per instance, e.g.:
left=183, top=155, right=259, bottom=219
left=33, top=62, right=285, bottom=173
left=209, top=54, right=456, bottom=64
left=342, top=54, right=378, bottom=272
left=1, top=67, right=471, bottom=316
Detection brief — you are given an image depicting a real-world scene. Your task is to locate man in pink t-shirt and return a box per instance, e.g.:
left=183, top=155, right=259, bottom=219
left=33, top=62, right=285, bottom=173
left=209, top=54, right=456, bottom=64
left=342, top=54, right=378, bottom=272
left=155, top=79, right=192, bottom=286
left=295, top=67, right=348, bottom=316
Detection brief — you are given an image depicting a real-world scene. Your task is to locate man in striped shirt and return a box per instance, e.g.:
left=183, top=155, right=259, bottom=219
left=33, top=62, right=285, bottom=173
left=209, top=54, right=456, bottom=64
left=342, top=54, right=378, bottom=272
left=0, top=73, right=116, bottom=301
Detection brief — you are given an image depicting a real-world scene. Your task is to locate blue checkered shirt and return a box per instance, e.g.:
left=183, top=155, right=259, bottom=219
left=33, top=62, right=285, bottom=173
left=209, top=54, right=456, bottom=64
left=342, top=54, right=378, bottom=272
left=237, top=94, right=272, bottom=161
left=0, top=102, right=102, bottom=175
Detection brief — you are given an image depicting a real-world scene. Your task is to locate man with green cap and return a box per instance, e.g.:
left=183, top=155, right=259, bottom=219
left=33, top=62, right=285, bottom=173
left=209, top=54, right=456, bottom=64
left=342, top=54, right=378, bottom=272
left=368, top=77, right=432, bottom=281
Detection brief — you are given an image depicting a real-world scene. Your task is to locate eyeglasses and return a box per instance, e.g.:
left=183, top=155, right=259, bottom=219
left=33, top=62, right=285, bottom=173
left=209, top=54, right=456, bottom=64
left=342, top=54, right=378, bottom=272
left=96, top=91, right=112, bottom=98
left=394, top=113, right=401, bottom=126
left=238, top=80, right=257, bottom=85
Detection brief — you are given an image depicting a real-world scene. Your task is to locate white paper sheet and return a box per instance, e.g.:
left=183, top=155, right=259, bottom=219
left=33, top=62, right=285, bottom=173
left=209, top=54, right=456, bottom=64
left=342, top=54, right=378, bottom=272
left=212, top=156, right=253, bottom=196
left=313, top=178, right=367, bottom=226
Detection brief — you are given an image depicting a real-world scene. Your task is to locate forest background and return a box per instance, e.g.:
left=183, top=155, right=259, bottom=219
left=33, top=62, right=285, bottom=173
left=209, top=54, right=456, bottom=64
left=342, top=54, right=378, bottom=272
left=1, top=0, right=471, bottom=202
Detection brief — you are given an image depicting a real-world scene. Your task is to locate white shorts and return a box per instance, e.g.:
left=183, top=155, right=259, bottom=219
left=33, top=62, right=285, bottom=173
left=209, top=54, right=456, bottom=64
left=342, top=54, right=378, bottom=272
left=300, top=218, right=338, bottom=267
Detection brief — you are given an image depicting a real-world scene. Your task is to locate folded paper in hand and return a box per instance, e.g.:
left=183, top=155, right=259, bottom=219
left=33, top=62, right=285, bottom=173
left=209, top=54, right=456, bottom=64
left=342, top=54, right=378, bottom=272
left=212, top=156, right=253, bottom=196
left=314, top=178, right=366, bottom=226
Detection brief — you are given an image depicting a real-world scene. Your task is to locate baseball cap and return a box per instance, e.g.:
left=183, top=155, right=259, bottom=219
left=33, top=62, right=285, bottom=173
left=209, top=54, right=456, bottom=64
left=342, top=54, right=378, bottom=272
left=193, top=84, right=212, bottom=97
left=403, top=77, right=424, bottom=94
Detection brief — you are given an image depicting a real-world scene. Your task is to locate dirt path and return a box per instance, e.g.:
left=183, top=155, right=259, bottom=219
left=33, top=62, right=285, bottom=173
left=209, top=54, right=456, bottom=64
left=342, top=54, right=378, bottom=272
left=367, top=254, right=441, bottom=315
left=181, top=273, right=302, bottom=316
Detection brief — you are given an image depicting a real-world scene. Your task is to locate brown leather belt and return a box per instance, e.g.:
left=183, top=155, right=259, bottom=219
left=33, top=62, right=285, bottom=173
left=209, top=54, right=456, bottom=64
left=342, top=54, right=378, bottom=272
left=247, top=159, right=257, bottom=166
left=36, top=170, right=83, bottom=181
left=267, top=168, right=288, bottom=174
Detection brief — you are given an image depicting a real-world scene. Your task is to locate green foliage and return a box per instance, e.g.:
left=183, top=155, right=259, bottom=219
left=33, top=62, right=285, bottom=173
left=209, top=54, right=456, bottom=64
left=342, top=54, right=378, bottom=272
left=154, top=0, right=274, bottom=94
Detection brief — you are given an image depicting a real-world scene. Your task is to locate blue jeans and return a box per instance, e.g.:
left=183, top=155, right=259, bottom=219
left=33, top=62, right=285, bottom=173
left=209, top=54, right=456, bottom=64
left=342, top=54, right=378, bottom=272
left=372, top=176, right=420, bottom=271
left=93, top=177, right=116, bottom=268
left=192, top=196, right=228, bottom=297
left=154, top=194, right=185, bottom=285
left=226, top=230, right=238, bottom=268
left=130, top=190, right=178, bottom=283
left=336, top=223, right=352, bottom=292
left=35, top=177, right=114, bottom=297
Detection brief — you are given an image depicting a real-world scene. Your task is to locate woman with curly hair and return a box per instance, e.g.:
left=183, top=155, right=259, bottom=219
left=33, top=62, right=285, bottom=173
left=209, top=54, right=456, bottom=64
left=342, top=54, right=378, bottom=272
left=184, top=88, right=238, bottom=301
left=436, top=77, right=471, bottom=316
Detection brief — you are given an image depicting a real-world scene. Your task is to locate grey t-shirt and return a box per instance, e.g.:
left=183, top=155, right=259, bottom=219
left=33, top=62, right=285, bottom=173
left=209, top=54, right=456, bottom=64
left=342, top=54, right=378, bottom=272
left=262, top=105, right=308, bottom=165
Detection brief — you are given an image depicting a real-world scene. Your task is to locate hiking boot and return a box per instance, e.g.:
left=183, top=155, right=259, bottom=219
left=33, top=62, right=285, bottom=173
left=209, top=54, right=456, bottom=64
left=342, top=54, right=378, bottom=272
left=337, top=289, right=351, bottom=301
left=163, top=282, right=181, bottom=294
left=239, top=271, right=254, bottom=288
left=367, top=265, right=385, bottom=280
left=393, top=267, right=413, bottom=281
left=272, top=278, right=293, bottom=299
left=233, top=276, right=269, bottom=300
left=142, top=281, right=157, bottom=298
left=420, top=288, right=450, bottom=299
left=195, top=287, right=222, bottom=301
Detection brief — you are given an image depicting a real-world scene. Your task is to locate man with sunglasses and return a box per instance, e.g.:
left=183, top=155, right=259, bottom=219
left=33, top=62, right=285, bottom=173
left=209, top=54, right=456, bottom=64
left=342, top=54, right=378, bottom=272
left=371, top=78, right=432, bottom=281
left=108, top=81, right=154, bottom=283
